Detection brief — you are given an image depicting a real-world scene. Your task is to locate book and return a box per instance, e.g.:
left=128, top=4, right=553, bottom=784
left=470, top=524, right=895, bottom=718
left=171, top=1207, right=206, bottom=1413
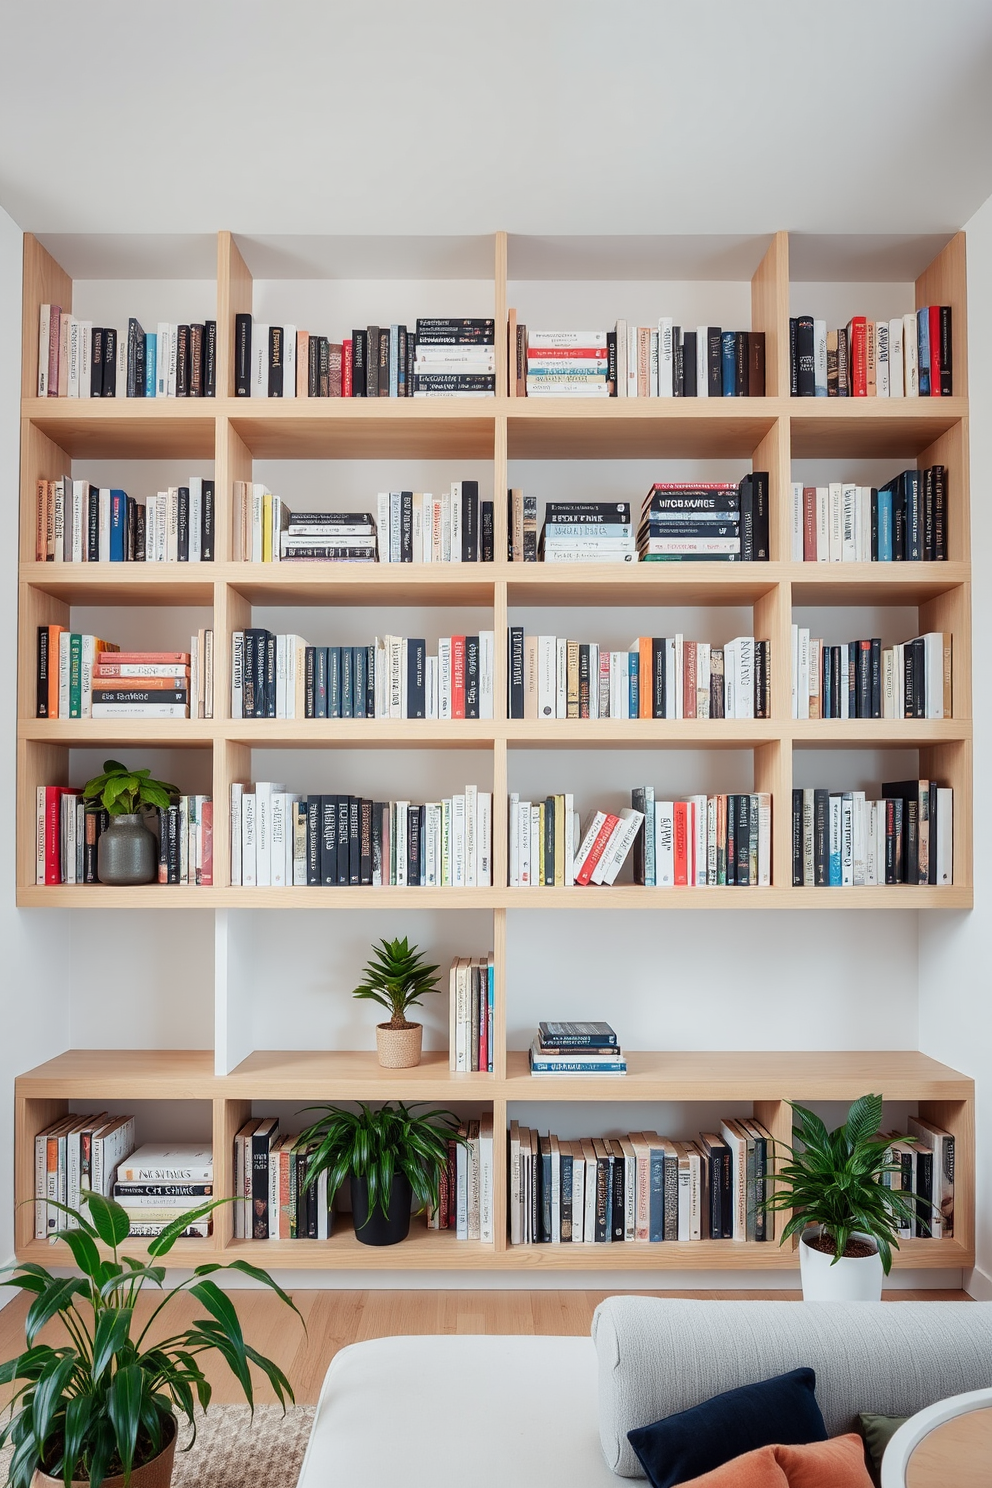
left=791, top=309, right=952, bottom=398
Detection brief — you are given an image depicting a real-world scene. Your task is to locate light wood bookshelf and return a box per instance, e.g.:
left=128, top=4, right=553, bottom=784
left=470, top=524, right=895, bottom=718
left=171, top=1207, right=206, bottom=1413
left=14, top=228, right=974, bottom=1273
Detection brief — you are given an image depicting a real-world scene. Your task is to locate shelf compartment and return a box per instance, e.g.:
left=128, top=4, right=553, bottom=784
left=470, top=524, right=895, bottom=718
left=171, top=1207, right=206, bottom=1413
left=224, top=1219, right=494, bottom=1269
left=790, top=720, right=971, bottom=747
left=228, top=401, right=496, bottom=460
left=507, top=401, right=780, bottom=460
left=502, top=720, right=781, bottom=749
left=500, top=885, right=972, bottom=909
left=788, top=563, right=969, bottom=606
left=495, top=1236, right=971, bottom=1270
left=23, top=400, right=217, bottom=459
left=19, top=720, right=219, bottom=746
left=227, top=563, right=496, bottom=607
left=504, top=564, right=781, bottom=607
left=20, top=565, right=218, bottom=606
left=224, top=719, right=498, bottom=749
left=226, top=1049, right=493, bottom=1100
left=789, top=401, right=968, bottom=459
left=16, top=1235, right=218, bottom=1265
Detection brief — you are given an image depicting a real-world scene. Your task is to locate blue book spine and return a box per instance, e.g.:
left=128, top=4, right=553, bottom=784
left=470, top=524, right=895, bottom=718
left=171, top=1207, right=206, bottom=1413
left=917, top=308, right=931, bottom=395
left=628, top=652, right=639, bottom=717
left=340, top=645, right=354, bottom=718
left=648, top=1150, right=664, bottom=1242
left=407, top=638, right=426, bottom=719
left=109, top=490, right=127, bottom=562
left=327, top=646, right=341, bottom=718
left=314, top=647, right=328, bottom=718
left=144, top=335, right=156, bottom=397
left=721, top=330, right=737, bottom=396
left=487, top=963, right=494, bottom=1073
left=353, top=646, right=367, bottom=718
left=389, top=325, right=399, bottom=398
left=878, top=489, right=893, bottom=561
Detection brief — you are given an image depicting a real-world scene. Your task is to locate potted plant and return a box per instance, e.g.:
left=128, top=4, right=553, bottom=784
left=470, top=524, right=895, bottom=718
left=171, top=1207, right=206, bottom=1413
left=351, top=936, right=441, bottom=1068
left=762, top=1094, right=920, bottom=1301
left=82, top=759, right=178, bottom=886
left=0, top=1191, right=300, bottom=1488
left=296, top=1101, right=461, bottom=1246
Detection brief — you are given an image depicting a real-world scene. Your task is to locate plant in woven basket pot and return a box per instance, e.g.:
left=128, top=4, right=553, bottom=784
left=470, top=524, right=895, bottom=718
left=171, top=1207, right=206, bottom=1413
left=762, top=1093, right=920, bottom=1301
left=351, top=936, right=441, bottom=1067
left=295, top=1102, right=462, bottom=1247
left=0, top=1191, right=301, bottom=1488
left=82, top=760, right=178, bottom=886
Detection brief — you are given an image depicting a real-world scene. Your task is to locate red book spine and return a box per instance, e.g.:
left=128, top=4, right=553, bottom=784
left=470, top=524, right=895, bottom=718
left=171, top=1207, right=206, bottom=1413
left=673, top=801, right=689, bottom=886
left=803, top=487, right=817, bottom=561
left=44, top=786, right=71, bottom=884
left=575, top=813, right=620, bottom=886
left=342, top=339, right=353, bottom=397
left=849, top=318, right=867, bottom=396
left=928, top=305, right=941, bottom=397
left=200, top=801, right=213, bottom=886
left=526, top=347, right=608, bottom=361
left=451, top=636, right=466, bottom=718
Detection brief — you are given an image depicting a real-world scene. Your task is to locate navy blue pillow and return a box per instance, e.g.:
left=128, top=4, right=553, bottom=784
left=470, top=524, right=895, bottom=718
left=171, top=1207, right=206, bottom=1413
left=626, top=1367, right=827, bottom=1488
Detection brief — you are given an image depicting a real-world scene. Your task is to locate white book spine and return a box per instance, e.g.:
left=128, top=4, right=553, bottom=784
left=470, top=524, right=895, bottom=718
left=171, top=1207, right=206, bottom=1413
left=791, top=482, right=804, bottom=561
left=657, top=318, right=674, bottom=396
left=282, top=324, right=296, bottom=400
left=477, top=792, right=492, bottom=887
left=813, top=319, right=828, bottom=395
left=508, top=791, right=519, bottom=887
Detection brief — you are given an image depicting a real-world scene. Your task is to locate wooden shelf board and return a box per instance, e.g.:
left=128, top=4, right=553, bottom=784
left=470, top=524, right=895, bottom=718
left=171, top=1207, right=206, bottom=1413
left=500, top=885, right=972, bottom=909
left=790, top=719, right=970, bottom=746
left=19, top=720, right=218, bottom=746
left=227, top=1048, right=493, bottom=1099
left=17, top=885, right=219, bottom=908
left=16, top=1236, right=218, bottom=1266
left=224, top=1220, right=494, bottom=1268
left=23, top=400, right=217, bottom=459
left=505, top=564, right=780, bottom=606
left=507, top=401, right=780, bottom=458
left=16, top=1048, right=216, bottom=1098
left=789, top=563, right=969, bottom=605
left=228, top=563, right=496, bottom=607
left=227, top=401, right=495, bottom=460
left=503, top=719, right=780, bottom=748
left=20, top=564, right=216, bottom=605
left=789, top=400, right=968, bottom=458
left=224, top=719, right=498, bottom=750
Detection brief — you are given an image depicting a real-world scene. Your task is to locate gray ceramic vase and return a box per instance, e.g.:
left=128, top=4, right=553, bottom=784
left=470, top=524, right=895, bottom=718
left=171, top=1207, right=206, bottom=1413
left=97, top=813, right=158, bottom=885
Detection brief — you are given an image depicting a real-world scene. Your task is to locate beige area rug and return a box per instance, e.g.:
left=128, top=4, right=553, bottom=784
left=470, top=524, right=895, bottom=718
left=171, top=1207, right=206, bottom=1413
left=0, top=1406, right=316, bottom=1488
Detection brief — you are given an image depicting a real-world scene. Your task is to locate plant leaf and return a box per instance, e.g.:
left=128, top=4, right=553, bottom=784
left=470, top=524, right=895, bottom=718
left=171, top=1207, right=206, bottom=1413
left=82, top=1192, right=130, bottom=1249
left=107, top=1363, right=144, bottom=1477
left=25, top=1279, right=89, bottom=1347
left=60, top=1391, right=93, bottom=1485
left=30, top=1351, right=78, bottom=1451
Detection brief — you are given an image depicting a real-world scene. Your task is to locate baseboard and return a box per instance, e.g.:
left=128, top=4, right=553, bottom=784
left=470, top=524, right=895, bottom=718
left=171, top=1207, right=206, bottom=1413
left=965, top=1264, right=992, bottom=1300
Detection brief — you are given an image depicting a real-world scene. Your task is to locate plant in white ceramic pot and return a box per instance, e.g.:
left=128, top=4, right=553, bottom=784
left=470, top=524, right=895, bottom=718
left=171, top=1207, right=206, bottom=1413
left=352, top=937, right=442, bottom=1068
left=762, top=1094, right=920, bottom=1301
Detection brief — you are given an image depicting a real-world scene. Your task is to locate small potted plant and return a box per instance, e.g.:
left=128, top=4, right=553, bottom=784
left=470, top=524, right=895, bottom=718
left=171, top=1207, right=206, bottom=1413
left=351, top=936, right=442, bottom=1068
left=763, top=1094, right=920, bottom=1301
left=296, top=1101, right=460, bottom=1246
left=82, top=759, right=178, bottom=886
left=0, top=1191, right=300, bottom=1488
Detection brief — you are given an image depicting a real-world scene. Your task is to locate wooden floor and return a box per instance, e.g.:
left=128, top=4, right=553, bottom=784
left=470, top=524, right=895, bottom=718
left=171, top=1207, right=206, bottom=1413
left=0, top=1288, right=970, bottom=1404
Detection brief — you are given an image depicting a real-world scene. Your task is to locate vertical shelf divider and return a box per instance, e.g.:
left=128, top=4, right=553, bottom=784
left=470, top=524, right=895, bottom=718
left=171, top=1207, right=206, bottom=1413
left=21, top=235, right=73, bottom=400
left=494, top=231, right=508, bottom=405
left=217, top=231, right=253, bottom=400
left=750, top=230, right=790, bottom=399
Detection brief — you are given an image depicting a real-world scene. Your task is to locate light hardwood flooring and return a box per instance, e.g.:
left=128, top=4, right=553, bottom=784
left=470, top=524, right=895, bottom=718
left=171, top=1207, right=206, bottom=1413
left=0, top=1288, right=969, bottom=1404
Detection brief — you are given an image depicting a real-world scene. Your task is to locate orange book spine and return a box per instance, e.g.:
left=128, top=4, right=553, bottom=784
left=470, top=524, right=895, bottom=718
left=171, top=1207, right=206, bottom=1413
left=639, top=637, right=652, bottom=718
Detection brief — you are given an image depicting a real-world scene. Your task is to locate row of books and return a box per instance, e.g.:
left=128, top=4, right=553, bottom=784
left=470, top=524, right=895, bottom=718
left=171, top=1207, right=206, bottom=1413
left=528, top=1021, right=626, bottom=1075
left=639, top=479, right=770, bottom=563
left=789, top=310, right=952, bottom=398
left=231, top=632, right=495, bottom=720
left=510, top=322, right=766, bottom=398
left=448, top=955, right=495, bottom=1074
left=35, top=635, right=213, bottom=720
left=630, top=789, right=772, bottom=888
left=37, top=308, right=217, bottom=398
left=508, top=631, right=771, bottom=720
left=508, top=1118, right=774, bottom=1245
left=791, top=630, right=951, bottom=720
left=36, top=788, right=213, bottom=887
left=425, top=1117, right=495, bottom=1238
left=34, top=478, right=216, bottom=564
left=234, top=317, right=496, bottom=399
left=791, top=469, right=947, bottom=563
left=234, top=1119, right=330, bottom=1239
left=791, top=782, right=953, bottom=887
left=34, top=1114, right=136, bottom=1236
left=230, top=784, right=493, bottom=888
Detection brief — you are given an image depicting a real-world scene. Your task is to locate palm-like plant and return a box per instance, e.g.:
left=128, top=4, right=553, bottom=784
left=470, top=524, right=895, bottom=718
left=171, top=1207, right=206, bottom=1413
left=0, top=1192, right=301, bottom=1488
left=762, top=1094, right=920, bottom=1273
left=351, top=938, right=441, bottom=1030
left=296, top=1102, right=460, bottom=1221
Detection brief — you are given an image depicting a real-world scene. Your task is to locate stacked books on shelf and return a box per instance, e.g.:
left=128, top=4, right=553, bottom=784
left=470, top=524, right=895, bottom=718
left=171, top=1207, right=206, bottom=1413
left=234, top=1118, right=332, bottom=1240
left=234, top=316, right=495, bottom=398
left=510, top=319, right=765, bottom=397
left=539, top=501, right=636, bottom=563
left=639, top=478, right=769, bottom=562
left=630, top=787, right=772, bottom=888
left=33, top=1114, right=135, bottom=1238
left=426, top=1115, right=494, bottom=1240
left=508, top=630, right=770, bottom=719
left=790, top=467, right=947, bottom=563
left=35, top=790, right=212, bottom=886
left=448, top=955, right=495, bottom=1073
left=232, top=631, right=494, bottom=719
left=529, top=1021, right=626, bottom=1075
left=792, top=781, right=952, bottom=886
left=791, top=629, right=950, bottom=720
left=37, top=306, right=216, bottom=398
left=34, top=478, right=215, bottom=563
left=789, top=308, right=951, bottom=397
left=524, top=331, right=610, bottom=398
left=36, top=632, right=213, bottom=720
left=231, top=783, right=492, bottom=888
left=112, top=1144, right=214, bottom=1238
left=508, top=490, right=538, bottom=560
left=508, top=1116, right=773, bottom=1244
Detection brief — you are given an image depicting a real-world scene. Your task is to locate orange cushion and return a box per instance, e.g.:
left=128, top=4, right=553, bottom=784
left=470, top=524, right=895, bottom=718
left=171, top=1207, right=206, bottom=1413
left=676, top=1434, right=873, bottom=1488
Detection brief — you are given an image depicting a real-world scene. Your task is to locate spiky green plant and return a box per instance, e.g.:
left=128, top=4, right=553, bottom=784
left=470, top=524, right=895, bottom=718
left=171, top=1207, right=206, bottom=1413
left=82, top=760, right=178, bottom=818
left=762, top=1094, right=920, bottom=1273
left=296, top=1102, right=461, bottom=1222
left=350, top=937, right=441, bottom=1030
left=0, top=1192, right=301, bottom=1488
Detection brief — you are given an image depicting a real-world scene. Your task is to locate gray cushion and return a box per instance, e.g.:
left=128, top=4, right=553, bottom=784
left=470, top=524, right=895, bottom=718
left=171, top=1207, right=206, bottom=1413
left=592, top=1296, right=992, bottom=1477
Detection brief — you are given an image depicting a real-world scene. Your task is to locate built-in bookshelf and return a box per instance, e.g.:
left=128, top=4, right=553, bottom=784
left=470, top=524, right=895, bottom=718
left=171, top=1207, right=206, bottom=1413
left=14, top=229, right=974, bottom=1273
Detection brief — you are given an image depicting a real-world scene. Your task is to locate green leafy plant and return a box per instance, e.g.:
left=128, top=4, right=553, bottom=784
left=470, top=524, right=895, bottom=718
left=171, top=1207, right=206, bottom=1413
left=0, top=1192, right=301, bottom=1488
left=350, top=937, right=441, bottom=1030
left=762, top=1094, right=920, bottom=1273
left=296, top=1102, right=460, bottom=1222
left=82, top=760, right=178, bottom=818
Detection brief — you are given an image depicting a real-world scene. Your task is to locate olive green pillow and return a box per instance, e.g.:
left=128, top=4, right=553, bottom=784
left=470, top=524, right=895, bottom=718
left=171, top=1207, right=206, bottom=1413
left=859, top=1413, right=909, bottom=1485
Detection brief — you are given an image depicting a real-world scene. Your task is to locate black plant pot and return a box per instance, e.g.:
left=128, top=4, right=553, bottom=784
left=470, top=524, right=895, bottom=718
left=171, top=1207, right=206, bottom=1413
left=350, top=1172, right=412, bottom=1246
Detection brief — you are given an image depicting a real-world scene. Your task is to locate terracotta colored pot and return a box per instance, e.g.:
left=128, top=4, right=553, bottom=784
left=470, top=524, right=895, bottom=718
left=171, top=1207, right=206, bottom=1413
left=375, top=1021, right=423, bottom=1068
left=32, top=1416, right=177, bottom=1488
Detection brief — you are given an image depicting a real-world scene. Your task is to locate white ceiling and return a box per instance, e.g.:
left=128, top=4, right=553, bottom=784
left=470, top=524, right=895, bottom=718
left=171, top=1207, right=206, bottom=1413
left=2, top=1, right=992, bottom=238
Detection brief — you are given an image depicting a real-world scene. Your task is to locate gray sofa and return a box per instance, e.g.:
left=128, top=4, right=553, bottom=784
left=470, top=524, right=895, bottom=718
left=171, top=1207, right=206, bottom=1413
left=296, top=1297, right=992, bottom=1487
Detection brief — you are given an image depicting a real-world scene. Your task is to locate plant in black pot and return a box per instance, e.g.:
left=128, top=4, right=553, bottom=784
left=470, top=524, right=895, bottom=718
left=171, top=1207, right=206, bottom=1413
left=82, top=759, right=178, bottom=886
left=296, top=1101, right=461, bottom=1246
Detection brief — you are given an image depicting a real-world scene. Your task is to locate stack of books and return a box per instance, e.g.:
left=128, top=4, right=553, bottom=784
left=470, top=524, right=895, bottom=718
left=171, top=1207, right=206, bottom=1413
left=789, top=308, right=951, bottom=397
left=34, top=478, right=215, bottom=564
left=414, top=319, right=495, bottom=398
left=638, top=478, right=769, bottom=563
left=539, top=502, right=635, bottom=563
left=790, top=467, right=947, bottom=563
left=426, top=1116, right=494, bottom=1240
left=90, top=648, right=202, bottom=721
left=33, top=1114, right=135, bottom=1237
left=508, top=490, right=538, bottom=560
left=234, top=1119, right=332, bottom=1240
left=448, top=955, right=495, bottom=1073
left=38, top=307, right=216, bottom=398
left=525, top=331, right=610, bottom=397
left=792, top=781, right=953, bottom=887
left=112, top=1144, right=214, bottom=1238
left=529, top=1022, right=625, bottom=1075
left=631, top=788, right=772, bottom=888
left=791, top=629, right=951, bottom=720
left=280, top=511, right=377, bottom=563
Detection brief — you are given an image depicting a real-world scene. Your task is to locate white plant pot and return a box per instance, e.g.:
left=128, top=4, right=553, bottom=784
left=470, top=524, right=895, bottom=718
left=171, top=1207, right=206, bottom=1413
left=799, top=1225, right=884, bottom=1302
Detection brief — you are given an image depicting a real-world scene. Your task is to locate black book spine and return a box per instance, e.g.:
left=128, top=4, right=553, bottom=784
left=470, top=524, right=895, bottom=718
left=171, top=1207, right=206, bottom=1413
left=606, top=330, right=617, bottom=396
left=308, top=336, right=319, bottom=397
left=264, top=633, right=276, bottom=717
left=923, top=467, right=935, bottom=562
left=870, top=638, right=882, bottom=718
left=268, top=326, right=283, bottom=397
left=847, top=642, right=857, bottom=718
left=734, top=330, right=748, bottom=397
left=90, top=327, right=105, bottom=397
left=752, top=471, right=769, bottom=560
left=351, top=329, right=367, bottom=397
left=102, top=327, right=117, bottom=397
left=397, top=325, right=408, bottom=396
left=176, top=325, right=190, bottom=397
left=673, top=326, right=683, bottom=396
left=304, top=647, right=315, bottom=718
left=652, top=637, right=665, bottom=718
left=335, top=794, right=350, bottom=885
left=905, top=469, right=923, bottom=560
left=720, top=1150, right=733, bottom=1239
left=739, top=475, right=754, bottom=562
left=856, top=641, right=871, bottom=718
left=366, top=643, right=376, bottom=718
left=508, top=626, right=524, bottom=719
left=611, top=1149, right=625, bottom=1241
left=189, top=324, right=204, bottom=396
left=204, top=320, right=217, bottom=396
left=408, top=638, right=427, bottom=719
left=932, top=465, right=947, bottom=561
left=84, top=807, right=103, bottom=883
left=126, top=320, right=139, bottom=398
left=915, top=1149, right=933, bottom=1237
left=177, top=487, right=190, bottom=563
left=377, top=328, right=389, bottom=396
left=796, top=316, right=815, bottom=396
left=789, top=317, right=798, bottom=395
left=464, top=636, right=479, bottom=719
left=594, top=1154, right=609, bottom=1243
left=893, top=474, right=907, bottom=561
left=735, top=793, right=750, bottom=885
left=939, top=307, right=952, bottom=396
left=706, top=327, right=722, bottom=396
left=360, top=798, right=373, bottom=885
left=319, top=796, right=336, bottom=885
left=481, top=501, right=494, bottom=561
left=682, top=330, right=697, bottom=396
left=462, top=480, right=479, bottom=562
left=708, top=1151, right=722, bottom=1241
left=792, top=788, right=803, bottom=886
left=400, top=491, right=413, bottom=562
left=166, top=804, right=180, bottom=884
left=235, top=314, right=252, bottom=396
left=201, top=480, right=215, bottom=561
left=349, top=797, right=361, bottom=885
left=407, top=804, right=422, bottom=886
left=543, top=796, right=555, bottom=886
left=251, top=1127, right=271, bottom=1240
left=36, top=626, right=49, bottom=717
left=578, top=643, right=590, bottom=718
left=871, top=488, right=879, bottom=561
